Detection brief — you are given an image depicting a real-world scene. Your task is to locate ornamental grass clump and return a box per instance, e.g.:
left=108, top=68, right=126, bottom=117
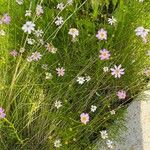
left=0, top=0, right=150, bottom=149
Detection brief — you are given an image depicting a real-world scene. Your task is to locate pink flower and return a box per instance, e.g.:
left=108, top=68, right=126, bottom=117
left=110, top=65, right=125, bottom=78
left=2, top=14, right=11, bottom=24
left=0, top=107, right=6, bottom=119
left=31, top=51, right=42, bottom=61
left=80, top=113, right=90, bottom=125
left=10, top=50, right=18, bottom=57
left=99, top=49, right=111, bottom=60
left=96, top=28, right=107, bottom=40
left=56, top=67, right=65, bottom=76
left=117, top=90, right=126, bottom=100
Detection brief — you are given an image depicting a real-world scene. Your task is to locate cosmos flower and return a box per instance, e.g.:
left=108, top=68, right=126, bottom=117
left=91, top=105, right=97, bottom=112
left=55, top=16, right=64, bottom=26
left=31, top=51, right=42, bottom=61
left=22, top=21, right=35, bottom=34
left=46, top=43, right=57, bottom=54
left=100, top=130, right=108, bottom=139
left=76, top=77, right=85, bottom=85
left=110, top=65, right=125, bottom=78
left=0, top=107, right=6, bottom=119
left=10, top=50, right=18, bottom=57
left=2, top=13, right=11, bottom=24
left=117, top=90, right=126, bottom=100
left=54, top=100, right=62, bottom=109
left=36, top=5, right=44, bottom=16
left=96, top=29, right=107, bottom=40
left=57, top=3, right=64, bottom=11
left=68, top=28, right=79, bottom=39
left=108, top=16, right=117, bottom=25
left=56, top=67, right=65, bottom=76
left=80, top=113, right=90, bottom=125
left=99, top=49, right=111, bottom=60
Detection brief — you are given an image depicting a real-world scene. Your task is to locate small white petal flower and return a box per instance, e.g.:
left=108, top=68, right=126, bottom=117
left=54, top=100, right=62, bottom=109
left=55, top=16, right=64, bottom=26
left=25, top=10, right=32, bottom=17
left=57, top=3, right=64, bottom=11
left=147, top=50, right=150, bottom=56
left=22, top=21, right=35, bottom=34
left=27, top=38, right=35, bottom=45
left=106, top=140, right=113, bottom=149
left=45, top=72, right=53, bottom=80
left=16, top=0, right=23, bottom=5
left=108, top=16, right=117, bottom=25
left=110, top=110, right=115, bottom=115
left=103, top=67, right=109, bottom=72
left=91, top=105, right=97, bottom=112
left=85, top=76, right=91, bottom=82
left=0, top=29, right=6, bottom=36
left=139, top=0, right=144, bottom=2
left=76, top=77, right=85, bottom=85
left=34, top=29, right=43, bottom=37
left=19, top=47, right=25, bottom=53
left=54, top=139, right=62, bottom=148
left=36, top=5, right=44, bottom=16
left=100, top=130, right=108, bottom=139
left=67, top=0, right=73, bottom=5
left=68, top=28, right=79, bottom=39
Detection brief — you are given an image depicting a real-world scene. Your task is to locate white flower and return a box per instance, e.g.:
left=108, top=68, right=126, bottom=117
left=135, top=26, right=149, bottom=38
left=27, top=56, right=33, bottom=62
left=100, top=130, right=108, bottom=139
left=67, top=0, right=73, bottom=5
left=27, top=38, right=35, bottom=45
left=22, top=21, right=35, bottom=34
left=103, top=67, right=109, bottom=72
left=55, top=16, right=64, bottom=26
left=91, top=105, right=97, bottom=112
left=110, top=110, right=115, bottom=115
left=147, top=50, right=150, bottom=56
left=16, top=0, right=23, bottom=5
left=36, top=5, right=44, bottom=16
left=0, top=30, right=6, bottom=36
left=106, top=140, right=113, bottom=149
left=54, top=139, right=62, bottom=148
left=76, top=77, right=85, bottom=85
left=19, top=47, right=25, bottom=53
left=85, top=76, right=91, bottom=82
left=38, top=38, right=45, bottom=45
left=68, top=28, right=79, bottom=39
left=57, top=3, right=64, bottom=11
left=54, top=100, right=62, bottom=109
left=139, top=0, right=144, bottom=2
left=25, top=10, right=32, bottom=17
left=108, top=16, right=117, bottom=25
left=45, top=72, right=53, bottom=80
left=42, top=64, right=48, bottom=70
left=34, top=29, right=43, bottom=37
left=46, top=43, right=57, bottom=54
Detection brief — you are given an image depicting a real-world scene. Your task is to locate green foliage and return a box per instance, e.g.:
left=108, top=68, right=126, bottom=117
left=0, top=0, right=150, bottom=149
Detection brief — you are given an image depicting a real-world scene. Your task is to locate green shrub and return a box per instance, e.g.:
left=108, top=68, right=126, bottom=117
left=0, top=0, right=150, bottom=149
